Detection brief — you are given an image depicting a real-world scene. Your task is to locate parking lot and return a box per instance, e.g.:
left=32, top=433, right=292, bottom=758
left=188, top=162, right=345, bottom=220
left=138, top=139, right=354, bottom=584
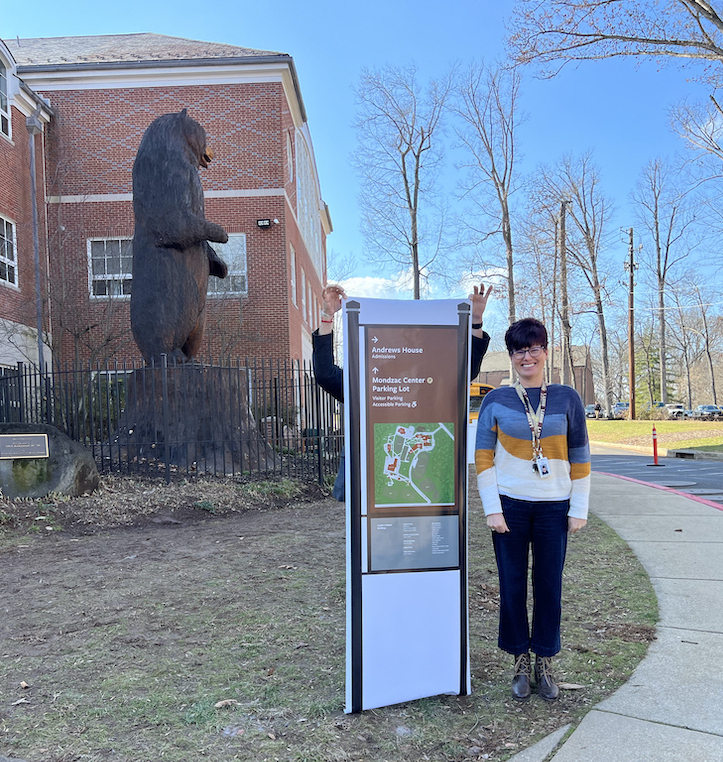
left=591, top=447, right=723, bottom=507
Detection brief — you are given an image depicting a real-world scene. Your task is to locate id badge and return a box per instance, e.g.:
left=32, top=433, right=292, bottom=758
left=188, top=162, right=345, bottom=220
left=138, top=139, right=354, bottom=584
left=535, top=455, right=550, bottom=478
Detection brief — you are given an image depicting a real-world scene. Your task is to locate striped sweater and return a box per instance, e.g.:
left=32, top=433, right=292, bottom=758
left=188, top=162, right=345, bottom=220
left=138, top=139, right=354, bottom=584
left=474, top=384, right=591, bottom=519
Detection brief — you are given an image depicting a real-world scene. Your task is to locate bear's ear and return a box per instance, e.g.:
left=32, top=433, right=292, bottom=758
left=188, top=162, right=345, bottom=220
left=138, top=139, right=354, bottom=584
left=180, top=108, right=188, bottom=118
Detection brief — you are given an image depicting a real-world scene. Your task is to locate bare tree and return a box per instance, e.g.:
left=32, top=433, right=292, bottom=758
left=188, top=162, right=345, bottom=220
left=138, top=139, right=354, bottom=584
left=668, top=281, right=707, bottom=405
left=632, top=158, right=697, bottom=401
left=326, top=248, right=358, bottom=284
left=453, top=63, right=522, bottom=325
left=671, top=96, right=723, bottom=163
left=353, top=64, right=455, bottom=299
left=509, top=1, right=723, bottom=166
left=509, top=1, right=723, bottom=75
left=692, top=283, right=721, bottom=402
left=536, top=154, right=616, bottom=412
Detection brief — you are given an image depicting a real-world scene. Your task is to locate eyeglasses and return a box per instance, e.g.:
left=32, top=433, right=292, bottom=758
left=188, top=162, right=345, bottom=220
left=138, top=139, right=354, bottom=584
left=510, top=346, right=546, bottom=360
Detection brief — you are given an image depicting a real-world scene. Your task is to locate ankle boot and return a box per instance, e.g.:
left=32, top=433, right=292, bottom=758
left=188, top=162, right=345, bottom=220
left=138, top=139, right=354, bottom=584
left=534, top=655, right=559, bottom=701
left=511, top=652, right=531, bottom=700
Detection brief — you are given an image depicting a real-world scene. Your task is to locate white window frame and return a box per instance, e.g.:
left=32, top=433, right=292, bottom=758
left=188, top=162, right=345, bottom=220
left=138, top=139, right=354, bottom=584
left=287, top=132, right=294, bottom=183
left=307, top=281, right=312, bottom=326
left=290, top=244, right=297, bottom=306
left=88, top=238, right=133, bottom=299
left=301, top=269, right=307, bottom=324
left=208, top=234, right=248, bottom=297
left=0, top=59, right=9, bottom=139
left=0, top=214, right=18, bottom=288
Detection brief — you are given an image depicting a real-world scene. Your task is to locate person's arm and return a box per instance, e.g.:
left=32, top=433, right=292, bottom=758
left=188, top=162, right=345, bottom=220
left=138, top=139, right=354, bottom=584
left=471, top=332, right=491, bottom=379
left=312, top=284, right=347, bottom=401
left=469, top=283, right=492, bottom=379
left=312, top=330, right=343, bottom=401
left=567, top=389, right=591, bottom=531
left=475, top=392, right=505, bottom=526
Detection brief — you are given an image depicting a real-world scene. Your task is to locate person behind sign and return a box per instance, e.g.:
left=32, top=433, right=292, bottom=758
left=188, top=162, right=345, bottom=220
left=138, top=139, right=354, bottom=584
left=474, top=318, right=590, bottom=702
left=313, top=282, right=493, bottom=501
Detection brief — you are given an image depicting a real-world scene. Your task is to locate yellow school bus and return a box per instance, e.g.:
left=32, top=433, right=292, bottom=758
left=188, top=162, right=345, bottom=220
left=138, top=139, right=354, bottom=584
left=469, top=382, right=495, bottom=422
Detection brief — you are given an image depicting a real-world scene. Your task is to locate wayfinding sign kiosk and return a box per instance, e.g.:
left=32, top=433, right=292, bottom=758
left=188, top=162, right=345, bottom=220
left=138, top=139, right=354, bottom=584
left=343, top=298, right=472, bottom=713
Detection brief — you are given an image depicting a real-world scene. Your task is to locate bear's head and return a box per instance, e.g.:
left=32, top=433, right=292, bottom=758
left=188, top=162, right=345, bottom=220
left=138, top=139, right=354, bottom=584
left=178, top=108, right=215, bottom=169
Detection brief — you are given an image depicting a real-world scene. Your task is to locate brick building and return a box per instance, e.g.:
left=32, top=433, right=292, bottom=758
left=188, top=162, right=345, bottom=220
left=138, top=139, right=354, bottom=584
left=0, top=38, right=53, bottom=368
left=1, top=33, right=331, bottom=368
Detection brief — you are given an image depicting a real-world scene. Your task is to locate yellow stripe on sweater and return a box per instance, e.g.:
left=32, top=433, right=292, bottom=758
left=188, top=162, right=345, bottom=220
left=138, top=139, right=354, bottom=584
left=571, top=461, right=591, bottom=480
left=496, top=429, right=569, bottom=461
left=475, top=449, right=495, bottom=473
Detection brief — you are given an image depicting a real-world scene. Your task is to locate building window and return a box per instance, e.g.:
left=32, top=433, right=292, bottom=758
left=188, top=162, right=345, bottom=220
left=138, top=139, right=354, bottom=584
left=301, top=269, right=306, bottom=323
left=296, top=131, right=323, bottom=277
left=0, top=216, right=17, bottom=287
left=208, top=234, right=248, bottom=296
left=89, top=238, right=133, bottom=297
left=0, top=61, right=9, bottom=137
left=287, top=132, right=294, bottom=183
left=307, top=282, right=312, bottom=326
left=290, top=244, right=297, bottom=306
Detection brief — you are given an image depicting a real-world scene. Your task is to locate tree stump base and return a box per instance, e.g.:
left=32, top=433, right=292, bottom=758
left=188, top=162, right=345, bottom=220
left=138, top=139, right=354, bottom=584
left=114, top=362, right=278, bottom=475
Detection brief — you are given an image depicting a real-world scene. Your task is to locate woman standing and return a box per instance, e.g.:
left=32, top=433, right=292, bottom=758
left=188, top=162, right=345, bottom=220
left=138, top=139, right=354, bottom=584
left=474, top=318, right=590, bottom=701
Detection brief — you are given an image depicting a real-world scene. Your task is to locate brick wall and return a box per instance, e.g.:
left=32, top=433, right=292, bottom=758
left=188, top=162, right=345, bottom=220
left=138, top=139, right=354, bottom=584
left=39, top=80, right=326, bottom=365
left=0, top=104, right=49, bottom=336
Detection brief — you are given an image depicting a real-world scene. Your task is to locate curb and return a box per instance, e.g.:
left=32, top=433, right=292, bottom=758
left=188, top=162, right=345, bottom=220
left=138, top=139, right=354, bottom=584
left=666, top=448, right=723, bottom=461
left=588, top=440, right=666, bottom=457
left=591, top=441, right=723, bottom=461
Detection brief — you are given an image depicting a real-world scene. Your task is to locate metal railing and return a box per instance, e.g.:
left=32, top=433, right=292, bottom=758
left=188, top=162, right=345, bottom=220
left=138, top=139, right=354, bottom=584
left=0, top=357, right=343, bottom=485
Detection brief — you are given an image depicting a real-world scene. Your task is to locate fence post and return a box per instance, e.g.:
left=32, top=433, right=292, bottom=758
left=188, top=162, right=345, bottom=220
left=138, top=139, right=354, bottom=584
left=16, top=362, right=25, bottom=423
left=314, top=377, right=324, bottom=486
left=161, top=354, right=170, bottom=484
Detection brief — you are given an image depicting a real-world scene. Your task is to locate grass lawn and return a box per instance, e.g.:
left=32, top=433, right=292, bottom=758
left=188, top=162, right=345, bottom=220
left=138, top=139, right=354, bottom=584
left=0, top=474, right=657, bottom=762
left=586, top=419, right=723, bottom=452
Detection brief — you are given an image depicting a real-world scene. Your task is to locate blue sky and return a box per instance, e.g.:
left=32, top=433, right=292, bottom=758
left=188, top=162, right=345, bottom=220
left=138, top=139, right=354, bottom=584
left=4, top=0, right=713, bottom=308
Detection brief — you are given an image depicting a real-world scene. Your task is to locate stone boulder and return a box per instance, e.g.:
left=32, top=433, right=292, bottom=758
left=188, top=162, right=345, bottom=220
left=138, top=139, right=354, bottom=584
left=0, top=423, right=99, bottom=499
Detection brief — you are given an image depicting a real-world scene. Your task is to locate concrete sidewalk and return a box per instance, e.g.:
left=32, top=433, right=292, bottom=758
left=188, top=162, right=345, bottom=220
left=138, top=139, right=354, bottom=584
left=512, top=472, right=723, bottom=762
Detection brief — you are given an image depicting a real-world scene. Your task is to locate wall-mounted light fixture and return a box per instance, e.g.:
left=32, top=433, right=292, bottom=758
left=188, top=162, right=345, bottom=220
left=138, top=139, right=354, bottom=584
left=257, top=219, right=271, bottom=228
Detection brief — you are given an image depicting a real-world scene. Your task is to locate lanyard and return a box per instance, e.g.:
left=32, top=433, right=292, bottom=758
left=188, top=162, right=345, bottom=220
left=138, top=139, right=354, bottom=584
left=514, top=381, right=547, bottom=458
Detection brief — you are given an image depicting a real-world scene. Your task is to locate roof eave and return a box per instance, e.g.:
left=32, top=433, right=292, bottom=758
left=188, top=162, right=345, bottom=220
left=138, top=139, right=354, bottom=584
left=16, top=53, right=308, bottom=122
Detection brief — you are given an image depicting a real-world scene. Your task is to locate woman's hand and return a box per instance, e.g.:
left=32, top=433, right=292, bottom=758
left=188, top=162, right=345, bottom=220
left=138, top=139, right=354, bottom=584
left=568, top=517, right=587, bottom=534
left=469, top=282, right=493, bottom=329
left=322, top=284, right=347, bottom=316
left=319, top=284, right=347, bottom=335
left=487, top=512, right=509, bottom=533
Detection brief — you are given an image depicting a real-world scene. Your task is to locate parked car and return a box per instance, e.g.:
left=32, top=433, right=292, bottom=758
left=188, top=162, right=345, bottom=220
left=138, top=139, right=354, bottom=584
left=611, top=401, right=629, bottom=419
left=691, top=405, right=723, bottom=421
left=665, top=403, right=686, bottom=420
left=667, top=406, right=691, bottom=420
left=585, top=404, right=597, bottom=418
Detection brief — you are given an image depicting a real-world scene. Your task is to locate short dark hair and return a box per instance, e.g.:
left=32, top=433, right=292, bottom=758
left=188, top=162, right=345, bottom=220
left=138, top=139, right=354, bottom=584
left=505, top=318, right=548, bottom=354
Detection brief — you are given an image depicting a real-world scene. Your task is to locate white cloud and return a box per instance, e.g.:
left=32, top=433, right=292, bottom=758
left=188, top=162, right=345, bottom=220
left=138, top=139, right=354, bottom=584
left=338, top=275, right=411, bottom=299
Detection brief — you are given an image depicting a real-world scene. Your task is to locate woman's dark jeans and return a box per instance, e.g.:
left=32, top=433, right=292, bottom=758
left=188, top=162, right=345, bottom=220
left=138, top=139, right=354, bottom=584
left=491, top=495, right=569, bottom=657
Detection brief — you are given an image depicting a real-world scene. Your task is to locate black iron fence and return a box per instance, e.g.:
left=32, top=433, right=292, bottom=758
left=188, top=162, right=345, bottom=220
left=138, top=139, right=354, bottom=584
left=0, top=358, right=342, bottom=485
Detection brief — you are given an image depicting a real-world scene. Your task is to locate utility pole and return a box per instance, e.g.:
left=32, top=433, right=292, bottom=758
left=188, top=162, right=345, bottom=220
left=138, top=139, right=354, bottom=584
left=559, top=200, right=573, bottom=387
left=624, top=228, right=638, bottom=420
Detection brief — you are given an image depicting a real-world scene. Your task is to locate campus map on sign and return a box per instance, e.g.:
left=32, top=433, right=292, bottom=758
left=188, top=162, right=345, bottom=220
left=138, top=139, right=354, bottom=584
left=373, top=422, right=455, bottom=507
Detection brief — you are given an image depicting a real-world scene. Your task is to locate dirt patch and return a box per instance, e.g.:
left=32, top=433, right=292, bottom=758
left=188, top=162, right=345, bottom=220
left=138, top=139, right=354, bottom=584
left=0, top=474, right=325, bottom=536
left=0, top=474, right=657, bottom=762
left=626, top=428, right=723, bottom=447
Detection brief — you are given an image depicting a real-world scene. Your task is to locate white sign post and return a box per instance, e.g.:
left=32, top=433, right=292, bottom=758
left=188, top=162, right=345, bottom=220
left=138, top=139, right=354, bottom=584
left=343, top=298, right=472, bottom=713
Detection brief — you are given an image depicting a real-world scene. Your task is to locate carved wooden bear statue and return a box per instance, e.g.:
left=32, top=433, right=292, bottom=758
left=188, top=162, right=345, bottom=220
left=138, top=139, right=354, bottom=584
left=130, top=109, right=229, bottom=363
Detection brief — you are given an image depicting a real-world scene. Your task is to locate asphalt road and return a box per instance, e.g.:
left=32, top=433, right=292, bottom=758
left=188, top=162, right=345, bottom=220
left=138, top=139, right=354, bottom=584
left=591, top=445, right=723, bottom=507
